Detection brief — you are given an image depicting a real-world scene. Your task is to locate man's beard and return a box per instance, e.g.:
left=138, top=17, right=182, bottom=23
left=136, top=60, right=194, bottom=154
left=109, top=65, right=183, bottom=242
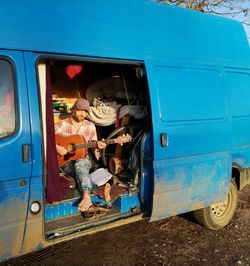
left=73, top=115, right=84, bottom=122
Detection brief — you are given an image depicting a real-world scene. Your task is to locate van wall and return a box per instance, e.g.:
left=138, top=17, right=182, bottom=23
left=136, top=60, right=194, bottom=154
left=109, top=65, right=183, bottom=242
left=146, top=62, right=232, bottom=221
left=150, top=65, right=230, bottom=160
left=224, top=70, right=250, bottom=168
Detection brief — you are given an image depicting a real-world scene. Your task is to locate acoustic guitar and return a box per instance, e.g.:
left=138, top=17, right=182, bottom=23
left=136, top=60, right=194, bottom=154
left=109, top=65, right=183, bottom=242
left=56, top=134, right=132, bottom=167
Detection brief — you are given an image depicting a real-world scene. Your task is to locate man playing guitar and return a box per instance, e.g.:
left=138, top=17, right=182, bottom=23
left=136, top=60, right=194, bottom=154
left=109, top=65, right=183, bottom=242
left=55, top=98, right=106, bottom=212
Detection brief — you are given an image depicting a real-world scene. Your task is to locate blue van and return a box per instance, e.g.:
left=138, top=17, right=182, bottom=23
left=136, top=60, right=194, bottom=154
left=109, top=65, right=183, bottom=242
left=0, top=0, right=250, bottom=262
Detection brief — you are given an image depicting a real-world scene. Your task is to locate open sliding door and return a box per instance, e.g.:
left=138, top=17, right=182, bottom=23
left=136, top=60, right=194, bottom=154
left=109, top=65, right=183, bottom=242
left=145, top=61, right=232, bottom=221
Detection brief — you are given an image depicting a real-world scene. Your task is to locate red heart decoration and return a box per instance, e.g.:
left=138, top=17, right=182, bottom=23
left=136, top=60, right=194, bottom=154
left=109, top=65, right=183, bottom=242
left=65, top=65, right=83, bottom=79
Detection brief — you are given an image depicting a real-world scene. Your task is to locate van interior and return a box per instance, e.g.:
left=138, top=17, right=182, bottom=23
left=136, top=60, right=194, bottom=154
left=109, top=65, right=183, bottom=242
left=38, top=58, right=151, bottom=239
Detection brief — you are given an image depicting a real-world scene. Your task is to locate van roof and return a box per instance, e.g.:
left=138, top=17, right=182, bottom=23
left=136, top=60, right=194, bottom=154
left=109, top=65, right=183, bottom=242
left=0, top=0, right=249, bottom=67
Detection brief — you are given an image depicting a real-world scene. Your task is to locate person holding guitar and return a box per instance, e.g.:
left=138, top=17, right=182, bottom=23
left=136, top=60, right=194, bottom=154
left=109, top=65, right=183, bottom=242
left=55, top=98, right=107, bottom=212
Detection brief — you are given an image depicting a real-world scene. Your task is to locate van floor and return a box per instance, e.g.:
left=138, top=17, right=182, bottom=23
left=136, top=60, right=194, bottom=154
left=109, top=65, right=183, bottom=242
left=44, top=183, right=141, bottom=239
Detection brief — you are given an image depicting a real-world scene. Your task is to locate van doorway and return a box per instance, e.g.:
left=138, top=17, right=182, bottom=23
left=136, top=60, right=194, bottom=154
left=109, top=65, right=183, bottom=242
left=37, top=58, right=152, bottom=239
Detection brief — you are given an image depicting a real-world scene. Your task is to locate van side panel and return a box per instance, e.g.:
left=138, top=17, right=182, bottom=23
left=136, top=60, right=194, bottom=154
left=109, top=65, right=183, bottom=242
left=0, top=1, right=249, bottom=67
left=152, top=153, right=231, bottom=219
left=152, top=66, right=231, bottom=158
left=145, top=62, right=232, bottom=221
left=225, top=70, right=250, bottom=170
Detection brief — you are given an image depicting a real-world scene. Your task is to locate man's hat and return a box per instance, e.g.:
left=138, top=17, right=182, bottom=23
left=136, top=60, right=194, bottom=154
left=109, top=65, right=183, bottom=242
left=73, top=98, right=90, bottom=112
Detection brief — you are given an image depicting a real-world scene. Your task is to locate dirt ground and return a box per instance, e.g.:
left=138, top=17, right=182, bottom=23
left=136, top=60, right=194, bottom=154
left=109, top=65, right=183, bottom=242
left=4, top=185, right=250, bottom=266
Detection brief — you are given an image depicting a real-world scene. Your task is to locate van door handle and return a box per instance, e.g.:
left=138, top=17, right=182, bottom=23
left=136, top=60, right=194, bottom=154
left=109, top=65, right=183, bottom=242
left=22, top=144, right=30, bottom=163
left=160, top=133, right=168, bottom=147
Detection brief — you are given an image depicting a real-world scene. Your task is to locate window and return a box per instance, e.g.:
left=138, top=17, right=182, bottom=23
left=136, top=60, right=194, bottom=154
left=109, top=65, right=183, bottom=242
left=0, top=59, right=15, bottom=138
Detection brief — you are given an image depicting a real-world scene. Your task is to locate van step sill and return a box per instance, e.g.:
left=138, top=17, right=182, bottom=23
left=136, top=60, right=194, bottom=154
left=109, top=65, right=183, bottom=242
left=45, top=209, right=140, bottom=240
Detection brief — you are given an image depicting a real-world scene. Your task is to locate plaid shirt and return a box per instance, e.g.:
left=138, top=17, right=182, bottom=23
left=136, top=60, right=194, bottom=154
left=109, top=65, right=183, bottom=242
left=55, top=118, right=97, bottom=142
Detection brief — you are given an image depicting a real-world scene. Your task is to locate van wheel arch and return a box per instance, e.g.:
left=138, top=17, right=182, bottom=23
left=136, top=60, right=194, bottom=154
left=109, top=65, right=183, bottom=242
left=232, top=166, right=240, bottom=190
left=193, top=178, right=238, bottom=230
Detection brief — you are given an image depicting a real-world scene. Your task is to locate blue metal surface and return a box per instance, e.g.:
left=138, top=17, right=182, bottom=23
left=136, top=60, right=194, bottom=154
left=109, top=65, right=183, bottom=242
left=150, top=152, right=231, bottom=221
left=12, top=52, right=45, bottom=257
left=146, top=61, right=234, bottom=220
left=224, top=70, right=250, bottom=167
left=0, top=1, right=249, bottom=67
left=45, top=198, right=81, bottom=221
left=45, top=193, right=140, bottom=220
left=0, top=51, right=32, bottom=261
left=45, top=195, right=107, bottom=220
left=113, top=193, right=141, bottom=213
left=146, top=64, right=232, bottom=160
left=0, top=0, right=250, bottom=262
left=140, top=130, right=154, bottom=215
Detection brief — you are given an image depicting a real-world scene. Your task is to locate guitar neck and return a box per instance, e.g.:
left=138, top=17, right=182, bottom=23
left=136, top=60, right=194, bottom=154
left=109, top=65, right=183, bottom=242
left=75, top=138, right=116, bottom=150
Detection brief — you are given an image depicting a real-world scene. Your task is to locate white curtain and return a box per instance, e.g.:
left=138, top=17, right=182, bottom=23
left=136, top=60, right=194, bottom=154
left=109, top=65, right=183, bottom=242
left=38, top=63, right=46, bottom=158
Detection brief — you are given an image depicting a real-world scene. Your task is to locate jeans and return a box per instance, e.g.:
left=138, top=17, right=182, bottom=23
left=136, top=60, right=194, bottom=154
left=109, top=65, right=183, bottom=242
left=62, top=155, right=97, bottom=192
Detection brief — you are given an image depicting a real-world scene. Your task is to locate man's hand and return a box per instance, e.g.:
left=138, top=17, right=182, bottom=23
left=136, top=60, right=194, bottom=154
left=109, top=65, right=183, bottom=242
left=56, top=144, right=68, bottom=156
left=95, top=140, right=106, bottom=160
left=97, top=140, right=107, bottom=150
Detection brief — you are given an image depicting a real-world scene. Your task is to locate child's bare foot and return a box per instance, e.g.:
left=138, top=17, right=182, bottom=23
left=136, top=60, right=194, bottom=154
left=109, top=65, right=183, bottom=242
left=104, top=183, right=111, bottom=202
